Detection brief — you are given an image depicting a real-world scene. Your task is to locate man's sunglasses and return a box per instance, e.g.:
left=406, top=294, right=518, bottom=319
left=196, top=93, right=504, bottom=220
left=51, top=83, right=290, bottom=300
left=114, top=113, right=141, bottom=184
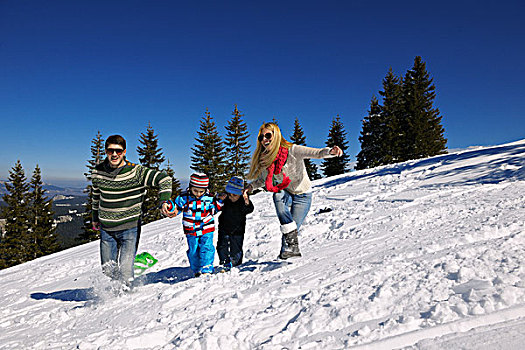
left=258, top=132, right=273, bottom=142
left=106, top=148, right=124, bottom=155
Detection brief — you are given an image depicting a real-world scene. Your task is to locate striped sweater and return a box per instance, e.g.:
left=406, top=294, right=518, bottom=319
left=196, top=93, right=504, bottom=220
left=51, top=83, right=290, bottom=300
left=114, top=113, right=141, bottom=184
left=173, top=191, right=223, bottom=236
left=91, top=159, right=172, bottom=231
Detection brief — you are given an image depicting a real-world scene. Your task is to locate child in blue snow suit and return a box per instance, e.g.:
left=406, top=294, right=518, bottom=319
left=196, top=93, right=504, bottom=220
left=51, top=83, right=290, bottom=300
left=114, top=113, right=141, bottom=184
left=169, top=173, right=224, bottom=276
left=217, top=176, right=254, bottom=270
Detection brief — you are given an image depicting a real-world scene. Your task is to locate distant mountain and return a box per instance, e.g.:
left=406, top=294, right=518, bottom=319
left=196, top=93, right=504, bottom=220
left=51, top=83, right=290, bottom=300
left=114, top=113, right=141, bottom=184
left=43, top=183, right=86, bottom=197
left=0, top=180, right=9, bottom=201
left=0, top=180, right=86, bottom=198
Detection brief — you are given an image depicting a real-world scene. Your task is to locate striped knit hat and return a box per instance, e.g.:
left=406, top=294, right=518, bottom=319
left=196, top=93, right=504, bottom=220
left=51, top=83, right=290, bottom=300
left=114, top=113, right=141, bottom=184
left=225, top=176, right=244, bottom=195
left=189, top=172, right=209, bottom=189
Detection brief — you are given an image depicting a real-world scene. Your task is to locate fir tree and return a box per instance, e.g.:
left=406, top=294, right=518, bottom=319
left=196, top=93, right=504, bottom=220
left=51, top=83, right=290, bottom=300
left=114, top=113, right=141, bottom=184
left=190, top=108, right=226, bottom=194
left=321, top=116, right=350, bottom=177
left=379, top=68, right=405, bottom=164
left=137, top=122, right=165, bottom=168
left=164, top=159, right=182, bottom=199
left=137, top=123, right=166, bottom=224
left=401, top=56, right=447, bottom=160
left=79, top=131, right=104, bottom=243
left=356, top=96, right=384, bottom=170
left=224, top=105, right=251, bottom=178
left=290, top=118, right=321, bottom=180
left=290, top=118, right=306, bottom=145
left=28, top=165, right=59, bottom=258
left=0, top=160, right=31, bottom=269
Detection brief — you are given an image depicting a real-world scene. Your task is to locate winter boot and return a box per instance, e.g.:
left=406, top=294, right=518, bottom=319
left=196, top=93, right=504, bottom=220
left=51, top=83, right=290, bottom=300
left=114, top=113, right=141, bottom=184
left=279, top=222, right=302, bottom=259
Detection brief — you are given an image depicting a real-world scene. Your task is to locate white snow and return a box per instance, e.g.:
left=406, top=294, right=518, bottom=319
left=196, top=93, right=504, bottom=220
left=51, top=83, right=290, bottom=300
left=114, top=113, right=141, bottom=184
left=1, top=139, right=524, bottom=349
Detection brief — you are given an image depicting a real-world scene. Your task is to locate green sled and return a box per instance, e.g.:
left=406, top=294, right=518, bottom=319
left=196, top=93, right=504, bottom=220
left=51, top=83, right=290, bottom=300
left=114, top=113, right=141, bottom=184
left=133, top=252, right=158, bottom=275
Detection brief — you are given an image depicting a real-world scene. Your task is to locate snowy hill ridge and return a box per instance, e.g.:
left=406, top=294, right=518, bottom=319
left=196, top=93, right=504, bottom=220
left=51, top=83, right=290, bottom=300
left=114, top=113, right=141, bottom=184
left=1, top=139, right=524, bottom=349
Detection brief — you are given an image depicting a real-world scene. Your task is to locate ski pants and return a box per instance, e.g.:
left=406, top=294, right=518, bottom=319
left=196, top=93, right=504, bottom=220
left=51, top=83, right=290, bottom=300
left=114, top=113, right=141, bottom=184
left=186, top=232, right=215, bottom=274
left=217, top=233, right=244, bottom=266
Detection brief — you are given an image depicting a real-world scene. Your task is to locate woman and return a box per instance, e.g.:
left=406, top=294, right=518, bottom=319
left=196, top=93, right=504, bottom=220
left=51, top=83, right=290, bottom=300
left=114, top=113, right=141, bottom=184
left=245, top=122, right=343, bottom=259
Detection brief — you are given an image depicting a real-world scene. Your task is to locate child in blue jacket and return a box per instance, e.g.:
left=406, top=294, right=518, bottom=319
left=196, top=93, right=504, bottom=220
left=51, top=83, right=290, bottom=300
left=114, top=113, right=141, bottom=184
left=169, top=173, right=224, bottom=276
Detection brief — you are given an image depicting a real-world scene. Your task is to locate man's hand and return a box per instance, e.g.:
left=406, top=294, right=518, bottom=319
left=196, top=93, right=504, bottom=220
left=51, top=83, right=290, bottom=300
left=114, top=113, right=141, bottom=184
left=161, top=202, right=178, bottom=218
left=92, top=221, right=101, bottom=231
left=217, top=193, right=227, bottom=201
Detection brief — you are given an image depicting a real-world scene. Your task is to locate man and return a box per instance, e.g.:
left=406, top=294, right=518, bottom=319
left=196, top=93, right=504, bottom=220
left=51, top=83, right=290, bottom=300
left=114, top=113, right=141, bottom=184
left=91, top=134, right=174, bottom=290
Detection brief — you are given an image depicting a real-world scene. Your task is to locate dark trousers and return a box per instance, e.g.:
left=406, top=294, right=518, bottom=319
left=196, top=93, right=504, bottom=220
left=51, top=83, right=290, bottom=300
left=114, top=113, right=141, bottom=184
left=217, top=233, right=244, bottom=266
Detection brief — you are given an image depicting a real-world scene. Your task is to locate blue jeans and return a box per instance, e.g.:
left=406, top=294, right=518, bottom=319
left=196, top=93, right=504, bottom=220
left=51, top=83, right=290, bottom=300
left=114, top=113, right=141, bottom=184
left=100, top=226, right=138, bottom=284
left=186, top=233, right=215, bottom=274
left=272, top=190, right=313, bottom=231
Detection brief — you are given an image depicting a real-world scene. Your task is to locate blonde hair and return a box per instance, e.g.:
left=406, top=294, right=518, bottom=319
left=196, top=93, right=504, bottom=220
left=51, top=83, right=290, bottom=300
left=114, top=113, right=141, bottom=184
left=247, top=122, right=292, bottom=180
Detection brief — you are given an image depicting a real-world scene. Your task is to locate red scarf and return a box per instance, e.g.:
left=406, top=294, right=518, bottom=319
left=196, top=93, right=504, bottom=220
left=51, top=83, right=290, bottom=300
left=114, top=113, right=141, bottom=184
left=265, top=146, right=291, bottom=192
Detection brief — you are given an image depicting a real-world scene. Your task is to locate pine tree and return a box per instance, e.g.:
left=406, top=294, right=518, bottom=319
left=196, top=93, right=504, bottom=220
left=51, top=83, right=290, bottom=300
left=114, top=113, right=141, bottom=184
left=0, top=160, right=31, bottom=269
left=356, top=96, right=384, bottom=170
left=224, top=105, right=251, bottom=178
left=290, top=117, right=306, bottom=145
left=290, top=118, right=321, bottom=180
left=137, top=122, right=166, bottom=168
left=401, top=56, right=447, bottom=160
left=191, top=108, right=226, bottom=194
left=79, top=131, right=104, bottom=243
left=321, top=116, right=350, bottom=177
left=137, top=123, right=166, bottom=224
left=379, top=68, right=405, bottom=164
left=28, top=165, right=59, bottom=258
left=164, top=159, right=182, bottom=199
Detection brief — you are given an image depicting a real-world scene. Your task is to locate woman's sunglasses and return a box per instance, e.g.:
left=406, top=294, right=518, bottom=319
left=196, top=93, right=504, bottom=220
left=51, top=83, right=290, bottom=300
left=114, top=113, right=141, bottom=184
left=258, top=132, right=273, bottom=142
left=106, top=148, right=124, bottom=155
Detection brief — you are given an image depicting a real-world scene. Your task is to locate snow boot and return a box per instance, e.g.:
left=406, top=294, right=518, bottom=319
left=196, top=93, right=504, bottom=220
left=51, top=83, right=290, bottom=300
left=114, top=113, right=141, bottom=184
left=217, top=261, right=233, bottom=273
left=279, top=222, right=302, bottom=259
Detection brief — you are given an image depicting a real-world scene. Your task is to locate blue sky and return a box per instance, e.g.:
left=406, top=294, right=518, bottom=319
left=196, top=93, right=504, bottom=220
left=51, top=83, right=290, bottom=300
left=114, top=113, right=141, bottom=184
left=1, top=1, right=524, bottom=186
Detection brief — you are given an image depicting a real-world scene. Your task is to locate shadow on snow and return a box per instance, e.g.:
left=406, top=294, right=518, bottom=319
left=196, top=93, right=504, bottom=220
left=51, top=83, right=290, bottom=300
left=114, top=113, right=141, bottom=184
left=31, top=288, right=96, bottom=302
left=29, top=267, right=195, bottom=302
left=136, top=266, right=194, bottom=286
left=28, top=260, right=291, bottom=303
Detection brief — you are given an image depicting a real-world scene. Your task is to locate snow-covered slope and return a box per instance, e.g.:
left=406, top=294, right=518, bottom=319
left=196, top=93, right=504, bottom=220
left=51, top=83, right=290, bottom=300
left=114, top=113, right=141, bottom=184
left=1, top=140, right=525, bottom=349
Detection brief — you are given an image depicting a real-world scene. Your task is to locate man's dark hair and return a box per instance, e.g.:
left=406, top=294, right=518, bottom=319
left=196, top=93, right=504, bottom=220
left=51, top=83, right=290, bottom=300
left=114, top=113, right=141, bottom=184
left=105, top=135, right=126, bottom=150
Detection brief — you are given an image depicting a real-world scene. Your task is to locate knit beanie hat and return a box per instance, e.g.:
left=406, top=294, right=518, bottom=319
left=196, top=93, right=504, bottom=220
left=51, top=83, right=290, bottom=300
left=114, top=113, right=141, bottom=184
left=225, top=176, right=244, bottom=195
left=189, top=173, right=209, bottom=189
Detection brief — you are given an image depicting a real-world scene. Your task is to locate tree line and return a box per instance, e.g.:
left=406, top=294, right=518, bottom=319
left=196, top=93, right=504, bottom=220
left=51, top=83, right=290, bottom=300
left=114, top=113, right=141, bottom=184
left=356, top=56, right=447, bottom=169
left=0, top=162, right=59, bottom=269
left=0, top=56, right=446, bottom=269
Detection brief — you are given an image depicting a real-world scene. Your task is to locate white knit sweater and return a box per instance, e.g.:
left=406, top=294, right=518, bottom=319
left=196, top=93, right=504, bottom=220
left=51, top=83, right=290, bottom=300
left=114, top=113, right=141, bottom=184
left=250, top=144, right=335, bottom=194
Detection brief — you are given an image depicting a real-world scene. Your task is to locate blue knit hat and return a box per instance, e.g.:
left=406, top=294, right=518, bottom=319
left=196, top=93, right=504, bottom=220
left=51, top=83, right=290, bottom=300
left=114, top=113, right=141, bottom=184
left=225, top=176, right=244, bottom=195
